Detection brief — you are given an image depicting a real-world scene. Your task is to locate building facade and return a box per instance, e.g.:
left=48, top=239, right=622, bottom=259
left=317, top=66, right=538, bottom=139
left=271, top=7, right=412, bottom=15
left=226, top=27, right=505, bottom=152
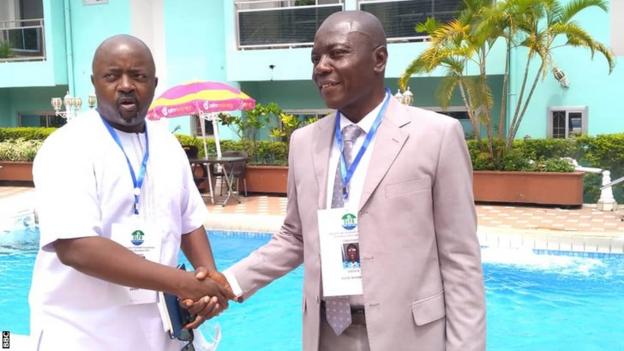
left=0, top=0, right=622, bottom=140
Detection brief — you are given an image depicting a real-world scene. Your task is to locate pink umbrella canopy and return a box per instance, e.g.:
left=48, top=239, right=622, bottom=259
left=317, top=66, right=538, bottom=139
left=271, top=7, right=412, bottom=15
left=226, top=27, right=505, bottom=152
left=146, top=81, right=256, bottom=120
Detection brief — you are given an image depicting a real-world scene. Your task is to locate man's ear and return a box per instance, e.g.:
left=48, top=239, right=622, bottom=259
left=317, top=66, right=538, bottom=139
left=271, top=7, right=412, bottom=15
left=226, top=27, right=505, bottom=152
left=154, top=76, right=159, bottom=88
left=373, top=46, right=388, bottom=74
left=90, top=75, right=94, bottom=86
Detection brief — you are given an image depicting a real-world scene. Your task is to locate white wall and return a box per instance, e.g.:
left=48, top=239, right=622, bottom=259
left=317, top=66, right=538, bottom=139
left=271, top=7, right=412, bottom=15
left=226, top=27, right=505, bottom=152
left=0, top=0, right=19, bottom=23
left=611, top=0, right=624, bottom=56
left=129, top=0, right=167, bottom=95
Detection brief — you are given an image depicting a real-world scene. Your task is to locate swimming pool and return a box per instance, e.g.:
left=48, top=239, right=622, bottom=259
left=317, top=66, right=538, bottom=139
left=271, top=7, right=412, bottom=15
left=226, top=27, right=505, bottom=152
left=1, top=229, right=623, bottom=350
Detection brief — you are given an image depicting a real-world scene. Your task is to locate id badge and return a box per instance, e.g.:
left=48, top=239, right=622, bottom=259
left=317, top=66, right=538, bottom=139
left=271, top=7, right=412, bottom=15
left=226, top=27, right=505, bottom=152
left=110, top=219, right=162, bottom=304
left=317, top=207, right=363, bottom=297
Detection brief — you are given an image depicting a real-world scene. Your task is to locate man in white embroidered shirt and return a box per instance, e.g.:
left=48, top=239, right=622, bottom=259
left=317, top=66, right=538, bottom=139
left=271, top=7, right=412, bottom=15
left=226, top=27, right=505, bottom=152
left=29, top=34, right=233, bottom=351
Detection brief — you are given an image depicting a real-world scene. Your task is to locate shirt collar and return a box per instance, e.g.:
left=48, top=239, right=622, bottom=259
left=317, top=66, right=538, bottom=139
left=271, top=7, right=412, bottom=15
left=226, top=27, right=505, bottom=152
left=339, top=92, right=389, bottom=134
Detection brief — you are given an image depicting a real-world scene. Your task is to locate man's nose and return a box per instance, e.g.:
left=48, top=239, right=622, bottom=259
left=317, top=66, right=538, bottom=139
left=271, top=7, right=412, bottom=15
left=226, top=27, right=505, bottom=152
left=118, top=74, right=135, bottom=92
left=313, top=56, right=332, bottom=75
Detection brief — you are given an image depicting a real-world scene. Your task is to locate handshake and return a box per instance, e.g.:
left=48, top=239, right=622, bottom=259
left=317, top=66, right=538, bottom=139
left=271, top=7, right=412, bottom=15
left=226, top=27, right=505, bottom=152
left=174, top=267, right=237, bottom=329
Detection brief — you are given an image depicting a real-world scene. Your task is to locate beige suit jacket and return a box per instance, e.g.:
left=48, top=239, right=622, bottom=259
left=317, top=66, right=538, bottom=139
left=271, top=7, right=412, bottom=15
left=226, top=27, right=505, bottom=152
left=229, top=98, right=486, bottom=350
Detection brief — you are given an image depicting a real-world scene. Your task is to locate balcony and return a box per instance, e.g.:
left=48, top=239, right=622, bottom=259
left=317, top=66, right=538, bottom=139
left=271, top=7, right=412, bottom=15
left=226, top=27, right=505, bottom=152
left=226, top=0, right=468, bottom=81
left=0, top=18, right=45, bottom=62
left=235, top=0, right=344, bottom=49
left=358, top=0, right=461, bottom=43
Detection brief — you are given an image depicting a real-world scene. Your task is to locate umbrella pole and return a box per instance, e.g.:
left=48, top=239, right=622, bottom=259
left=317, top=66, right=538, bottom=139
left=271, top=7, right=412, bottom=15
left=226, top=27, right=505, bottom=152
left=211, top=113, right=222, bottom=159
left=199, top=115, right=209, bottom=159
left=199, top=114, right=214, bottom=204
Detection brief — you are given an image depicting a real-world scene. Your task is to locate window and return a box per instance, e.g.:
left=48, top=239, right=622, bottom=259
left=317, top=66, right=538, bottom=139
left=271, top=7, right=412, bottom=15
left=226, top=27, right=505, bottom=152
left=235, top=0, right=343, bottom=49
left=18, top=112, right=66, bottom=127
left=358, top=0, right=462, bottom=42
left=425, top=106, right=469, bottom=120
left=547, top=107, right=587, bottom=139
left=0, top=0, right=45, bottom=61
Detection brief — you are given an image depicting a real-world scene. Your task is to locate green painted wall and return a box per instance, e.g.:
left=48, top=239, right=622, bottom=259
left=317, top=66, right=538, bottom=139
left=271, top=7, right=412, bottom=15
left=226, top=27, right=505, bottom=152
left=0, top=89, right=9, bottom=120
left=69, top=0, right=131, bottom=113
left=1, top=86, right=67, bottom=126
left=50, top=0, right=68, bottom=85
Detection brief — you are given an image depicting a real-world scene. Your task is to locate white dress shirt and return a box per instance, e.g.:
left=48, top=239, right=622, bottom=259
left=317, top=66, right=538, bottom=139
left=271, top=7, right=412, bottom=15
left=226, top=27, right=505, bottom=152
left=224, top=95, right=389, bottom=299
left=325, top=94, right=388, bottom=210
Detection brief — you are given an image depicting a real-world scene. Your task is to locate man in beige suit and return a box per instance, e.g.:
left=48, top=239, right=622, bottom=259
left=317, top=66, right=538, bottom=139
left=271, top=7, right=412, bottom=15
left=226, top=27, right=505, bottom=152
left=216, top=10, right=485, bottom=351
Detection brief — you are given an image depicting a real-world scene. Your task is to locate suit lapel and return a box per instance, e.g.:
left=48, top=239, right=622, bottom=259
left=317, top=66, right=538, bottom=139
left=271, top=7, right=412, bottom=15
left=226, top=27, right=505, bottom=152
left=311, top=113, right=336, bottom=209
left=359, top=99, right=411, bottom=211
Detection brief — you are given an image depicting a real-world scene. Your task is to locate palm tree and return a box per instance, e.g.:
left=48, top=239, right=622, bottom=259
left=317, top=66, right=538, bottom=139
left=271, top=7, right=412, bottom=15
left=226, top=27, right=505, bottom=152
left=400, top=0, right=496, bottom=141
left=504, top=0, right=614, bottom=147
left=400, top=0, right=614, bottom=166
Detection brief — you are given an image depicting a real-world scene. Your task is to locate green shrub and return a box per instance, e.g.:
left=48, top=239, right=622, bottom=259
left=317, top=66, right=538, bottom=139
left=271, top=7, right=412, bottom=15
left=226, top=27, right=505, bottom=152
left=0, top=127, right=56, bottom=141
left=0, top=138, right=43, bottom=161
left=538, top=158, right=575, bottom=172
left=515, top=138, right=576, bottom=161
left=254, top=141, right=288, bottom=165
left=500, top=148, right=533, bottom=171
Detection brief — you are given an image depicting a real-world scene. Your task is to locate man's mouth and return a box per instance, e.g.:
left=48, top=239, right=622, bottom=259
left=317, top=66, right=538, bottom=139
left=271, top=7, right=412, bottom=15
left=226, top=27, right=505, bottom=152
left=117, top=97, right=138, bottom=113
left=319, top=82, right=340, bottom=91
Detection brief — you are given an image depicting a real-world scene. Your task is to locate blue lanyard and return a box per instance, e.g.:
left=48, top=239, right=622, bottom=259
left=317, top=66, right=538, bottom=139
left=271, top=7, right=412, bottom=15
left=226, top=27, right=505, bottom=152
left=100, top=115, right=150, bottom=215
left=334, top=89, right=391, bottom=200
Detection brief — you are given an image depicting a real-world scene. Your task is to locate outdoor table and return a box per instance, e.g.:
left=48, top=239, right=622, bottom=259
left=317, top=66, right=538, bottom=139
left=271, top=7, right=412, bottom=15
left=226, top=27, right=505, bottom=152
left=189, top=156, right=247, bottom=206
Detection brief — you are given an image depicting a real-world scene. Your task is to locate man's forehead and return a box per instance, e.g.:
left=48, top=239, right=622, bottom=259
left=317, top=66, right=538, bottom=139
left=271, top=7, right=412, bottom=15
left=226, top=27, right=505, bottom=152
left=94, top=44, right=153, bottom=69
left=316, top=20, right=372, bottom=40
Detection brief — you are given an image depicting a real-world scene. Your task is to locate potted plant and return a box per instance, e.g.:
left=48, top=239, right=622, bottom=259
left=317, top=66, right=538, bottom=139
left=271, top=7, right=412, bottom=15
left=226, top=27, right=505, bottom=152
left=0, top=138, right=43, bottom=182
left=399, top=0, right=614, bottom=206
left=218, top=103, right=317, bottom=194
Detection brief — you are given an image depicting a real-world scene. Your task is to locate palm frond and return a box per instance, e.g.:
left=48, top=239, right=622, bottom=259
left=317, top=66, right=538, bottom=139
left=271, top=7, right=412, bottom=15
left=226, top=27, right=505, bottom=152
left=550, top=22, right=595, bottom=54
left=416, top=17, right=440, bottom=35
left=399, top=56, right=429, bottom=90
left=560, top=0, right=607, bottom=24
left=436, top=75, right=461, bottom=109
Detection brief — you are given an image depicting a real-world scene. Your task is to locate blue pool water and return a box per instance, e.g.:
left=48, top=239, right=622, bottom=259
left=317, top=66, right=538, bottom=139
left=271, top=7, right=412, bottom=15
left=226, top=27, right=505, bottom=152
left=1, top=229, right=623, bottom=350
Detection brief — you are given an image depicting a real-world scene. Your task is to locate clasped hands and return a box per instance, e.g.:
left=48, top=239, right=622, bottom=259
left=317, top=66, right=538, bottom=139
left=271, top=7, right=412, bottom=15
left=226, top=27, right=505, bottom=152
left=175, top=267, right=236, bottom=329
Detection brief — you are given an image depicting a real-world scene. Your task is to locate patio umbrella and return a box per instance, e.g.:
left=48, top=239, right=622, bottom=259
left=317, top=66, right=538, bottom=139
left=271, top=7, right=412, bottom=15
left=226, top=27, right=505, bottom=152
left=146, top=81, right=256, bottom=159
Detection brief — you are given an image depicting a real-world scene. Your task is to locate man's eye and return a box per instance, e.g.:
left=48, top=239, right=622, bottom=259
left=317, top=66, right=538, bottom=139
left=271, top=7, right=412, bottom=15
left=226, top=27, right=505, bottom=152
left=135, top=73, right=147, bottom=80
left=311, top=56, right=319, bottom=64
left=330, top=50, right=346, bottom=58
left=103, top=73, right=116, bottom=80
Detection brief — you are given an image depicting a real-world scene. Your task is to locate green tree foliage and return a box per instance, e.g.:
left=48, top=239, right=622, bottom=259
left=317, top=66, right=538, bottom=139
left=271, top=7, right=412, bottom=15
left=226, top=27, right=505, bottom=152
left=401, top=0, right=614, bottom=168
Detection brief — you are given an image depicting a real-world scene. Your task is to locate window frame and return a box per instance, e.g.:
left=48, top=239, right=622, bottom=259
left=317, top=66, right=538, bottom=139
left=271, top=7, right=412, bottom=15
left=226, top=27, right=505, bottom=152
left=422, top=105, right=470, bottom=120
left=547, top=106, right=588, bottom=139
left=17, top=111, right=66, bottom=127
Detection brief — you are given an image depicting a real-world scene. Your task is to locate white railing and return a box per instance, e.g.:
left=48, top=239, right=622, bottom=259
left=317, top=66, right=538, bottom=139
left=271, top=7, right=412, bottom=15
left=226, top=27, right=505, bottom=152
left=0, top=18, right=45, bottom=62
left=565, top=158, right=618, bottom=211
left=358, top=0, right=460, bottom=43
left=235, top=0, right=344, bottom=49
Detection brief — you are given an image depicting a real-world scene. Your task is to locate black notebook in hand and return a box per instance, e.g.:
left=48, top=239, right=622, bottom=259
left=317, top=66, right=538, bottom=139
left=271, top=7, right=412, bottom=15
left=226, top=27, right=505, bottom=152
left=158, top=264, right=195, bottom=339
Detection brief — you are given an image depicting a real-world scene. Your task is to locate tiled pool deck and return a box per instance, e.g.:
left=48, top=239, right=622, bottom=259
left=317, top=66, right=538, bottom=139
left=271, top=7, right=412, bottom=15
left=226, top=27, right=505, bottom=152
left=3, top=186, right=624, bottom=254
